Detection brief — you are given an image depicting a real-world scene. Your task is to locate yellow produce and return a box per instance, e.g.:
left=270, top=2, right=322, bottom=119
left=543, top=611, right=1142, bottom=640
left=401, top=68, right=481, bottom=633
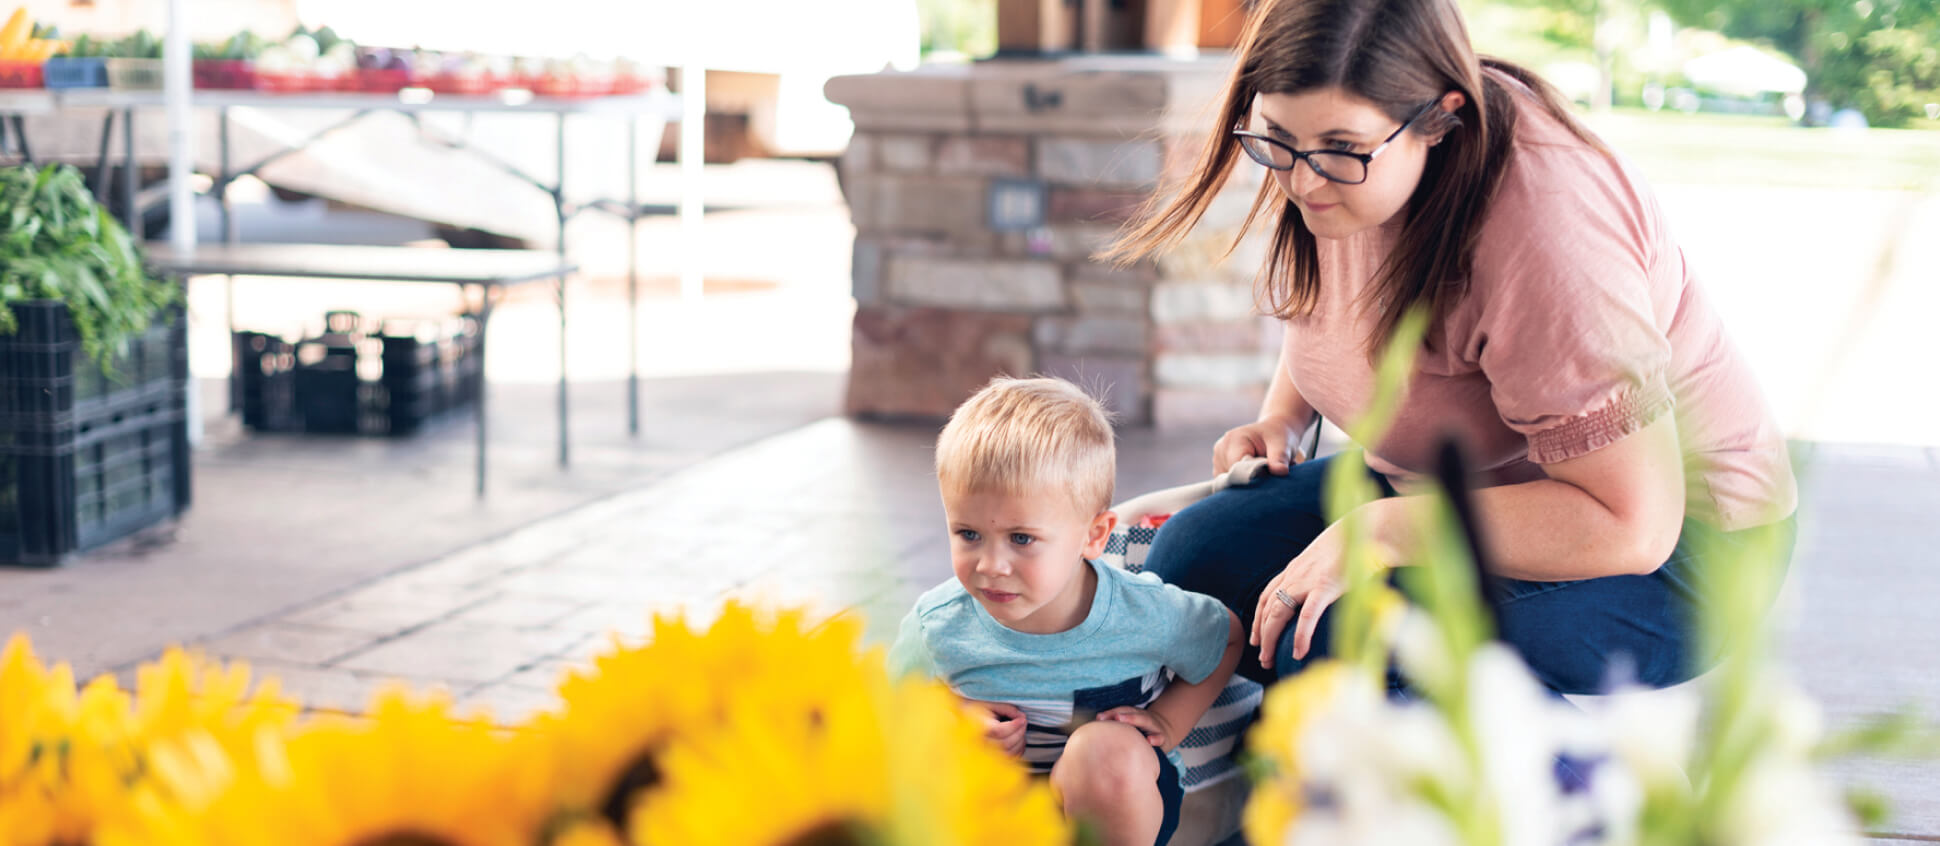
left=0, top=8, right=30, bottom=58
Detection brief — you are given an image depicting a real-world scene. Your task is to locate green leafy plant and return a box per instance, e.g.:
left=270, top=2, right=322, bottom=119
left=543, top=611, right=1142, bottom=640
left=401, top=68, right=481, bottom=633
left=0, top=164, right=178, bottom=368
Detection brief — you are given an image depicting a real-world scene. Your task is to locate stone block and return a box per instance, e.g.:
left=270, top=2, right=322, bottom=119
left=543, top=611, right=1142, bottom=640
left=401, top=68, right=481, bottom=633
left=1037, top=138, right=1164, bottom=188
left=1154, top=385, right=1268, bottom=429
left=970, top=71, right=1168, bottom=119
left=852, top=238, right=885, bottom=305
left=1037, top=353, right=1149, bottom=424
left=1048, top=187, right=1151, bottom=224
left=886, top=256, right=1066, bottom=312
left=846, top=306, right=1036, bottom=420
left=1151, top=280, right=1260, bottom=324
left=1154, top=317, right=1280, bottom=355
left=1042, top=224, right=1123, bottom=262
left=936, top=136, right=1032, bottom=177
left=849, top=174, right=988, bottom=237
left=969, top=69, right=1170, bottom=135
left=1070, top=278, right=1150, bottom=316
left=1037, top=315, right=1149, bottom=356
left=825, top=71, right=974, bottom=133
left=878, top=134, right=936, bottom=172
left=840, top=132, right=876, bottom=181
left=1154, top=352, right=1277, bottom=390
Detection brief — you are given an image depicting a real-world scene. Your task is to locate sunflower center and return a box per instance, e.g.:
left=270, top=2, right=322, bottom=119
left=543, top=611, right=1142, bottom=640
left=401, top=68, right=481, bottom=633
left=784, top=820, right=872, bottom=846
left=350, top=833, right=461, bottom=846
left=599, top=751, right=662, bottom=828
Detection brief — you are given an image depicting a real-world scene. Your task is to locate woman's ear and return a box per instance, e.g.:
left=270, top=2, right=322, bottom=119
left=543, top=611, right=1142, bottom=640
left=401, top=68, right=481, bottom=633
left=1428, top=90, right=1469, bottom=146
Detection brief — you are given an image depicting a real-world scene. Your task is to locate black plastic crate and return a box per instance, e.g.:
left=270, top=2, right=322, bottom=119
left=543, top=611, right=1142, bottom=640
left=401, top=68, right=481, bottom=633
left=234, top=331, right=298, bottom=432
left=0, top=405, right=189, bottom=567
left=1, top=302, right=187, bottom=430
left=234, top=311, right=481, bottom=437
left=0, top=301, right=190, bottom=567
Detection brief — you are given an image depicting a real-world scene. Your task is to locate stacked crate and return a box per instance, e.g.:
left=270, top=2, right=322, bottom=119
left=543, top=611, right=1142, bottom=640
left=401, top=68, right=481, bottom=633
left=0, top=303, right=191, bottom=567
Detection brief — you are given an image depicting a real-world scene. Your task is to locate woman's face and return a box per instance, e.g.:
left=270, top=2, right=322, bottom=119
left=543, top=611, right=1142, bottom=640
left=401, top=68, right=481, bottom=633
left=1250, top=87, right=1438, bottom=240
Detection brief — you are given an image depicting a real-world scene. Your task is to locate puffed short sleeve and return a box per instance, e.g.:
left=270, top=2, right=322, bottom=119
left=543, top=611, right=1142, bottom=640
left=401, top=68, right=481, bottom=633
left=1464, top=153, right=1675, bottom=464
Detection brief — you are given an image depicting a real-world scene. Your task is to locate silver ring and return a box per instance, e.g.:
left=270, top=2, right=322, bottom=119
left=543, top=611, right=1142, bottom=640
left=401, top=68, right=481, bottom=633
left=1273, top=588, right=1296, bottom=610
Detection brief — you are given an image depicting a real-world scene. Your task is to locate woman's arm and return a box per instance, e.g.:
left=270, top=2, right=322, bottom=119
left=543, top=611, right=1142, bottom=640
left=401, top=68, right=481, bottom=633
left=1216, top=342, right=1321, bottom=474
left=1261, top=342, right=1318, bottom=430
left=1367, top=413, right=1686, bottom=580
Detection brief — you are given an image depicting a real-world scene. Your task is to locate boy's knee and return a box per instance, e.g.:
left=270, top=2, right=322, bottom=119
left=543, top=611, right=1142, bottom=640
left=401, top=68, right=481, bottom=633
left=1051, top=721, right=1159, bottom=803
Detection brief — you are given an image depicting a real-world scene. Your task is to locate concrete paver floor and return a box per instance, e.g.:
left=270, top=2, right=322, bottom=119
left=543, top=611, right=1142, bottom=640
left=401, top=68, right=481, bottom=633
left=9, top=403, right=1929, bottom=843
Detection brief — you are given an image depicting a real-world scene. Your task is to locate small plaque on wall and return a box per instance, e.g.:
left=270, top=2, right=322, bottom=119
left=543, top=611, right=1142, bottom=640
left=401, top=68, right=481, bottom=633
left=988, top=179, right=1048, bottom=231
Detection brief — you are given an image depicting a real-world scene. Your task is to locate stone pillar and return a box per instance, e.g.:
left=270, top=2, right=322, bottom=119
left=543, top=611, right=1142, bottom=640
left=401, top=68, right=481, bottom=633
left=827, top=55, right=1278, bottom=428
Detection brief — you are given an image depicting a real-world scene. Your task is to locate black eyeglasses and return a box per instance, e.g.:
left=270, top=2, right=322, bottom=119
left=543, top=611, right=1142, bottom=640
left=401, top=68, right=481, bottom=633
left=1231, top=101, right=1439, bottom=185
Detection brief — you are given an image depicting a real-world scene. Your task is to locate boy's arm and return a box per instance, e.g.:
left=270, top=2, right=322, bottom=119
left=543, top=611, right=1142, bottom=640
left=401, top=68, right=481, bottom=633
left=1105, top=608, right=1243, bottom=753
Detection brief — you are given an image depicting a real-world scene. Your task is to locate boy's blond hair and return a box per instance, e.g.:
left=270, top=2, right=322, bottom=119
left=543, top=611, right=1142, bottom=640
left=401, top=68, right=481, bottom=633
left=935, top=377, right=1115, bottom=515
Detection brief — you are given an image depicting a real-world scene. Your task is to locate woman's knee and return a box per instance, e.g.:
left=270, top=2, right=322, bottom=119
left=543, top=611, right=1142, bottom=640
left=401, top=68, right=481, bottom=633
left=1145, top=476, right=1329, bottom=600
left=1051, top=721, right=1159, bottom=803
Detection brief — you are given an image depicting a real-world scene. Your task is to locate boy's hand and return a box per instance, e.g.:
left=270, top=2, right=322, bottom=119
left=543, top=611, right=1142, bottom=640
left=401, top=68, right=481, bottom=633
left=1097, top=706, right=1176, bottom=749
left=966, top=700, right=1028, bottom=758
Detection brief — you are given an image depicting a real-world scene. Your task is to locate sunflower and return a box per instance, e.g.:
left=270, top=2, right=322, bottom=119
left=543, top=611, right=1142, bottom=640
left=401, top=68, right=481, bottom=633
left=1, top=646, right=304, bottom=846
left=635, top=671, right=1068, bottom=846
left=1, top=635, right=83, bottom=846
left=0, top=633, right=141, bottom=846
left=107, top=685, right=551, bottom=846
left=131, top=648, right=301, bottom=761
left=537, top=602, right=881, bottom=832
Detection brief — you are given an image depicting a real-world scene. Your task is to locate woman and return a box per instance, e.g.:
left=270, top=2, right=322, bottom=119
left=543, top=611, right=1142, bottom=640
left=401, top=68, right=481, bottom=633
left=1107, top=0, right=1797, bottom=691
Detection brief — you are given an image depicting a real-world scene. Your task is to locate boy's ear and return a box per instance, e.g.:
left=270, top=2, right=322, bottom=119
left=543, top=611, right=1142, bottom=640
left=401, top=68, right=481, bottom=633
left=1083, top=510, right=1118, bottom=559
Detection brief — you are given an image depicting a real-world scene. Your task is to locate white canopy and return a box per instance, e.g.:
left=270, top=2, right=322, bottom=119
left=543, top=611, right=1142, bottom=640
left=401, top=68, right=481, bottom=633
left=1683, top=46, right=1807, bottom=96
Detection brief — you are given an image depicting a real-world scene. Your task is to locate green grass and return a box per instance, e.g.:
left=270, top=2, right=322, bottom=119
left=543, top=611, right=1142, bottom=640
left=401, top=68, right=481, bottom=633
left=1578, top=107, right=1940, bottom=193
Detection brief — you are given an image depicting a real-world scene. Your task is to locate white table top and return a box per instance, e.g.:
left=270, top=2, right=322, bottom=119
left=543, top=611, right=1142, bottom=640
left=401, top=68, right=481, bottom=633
left=143, top=242, right=575, bottom=286
left=0, top=86, right=680, bottom=117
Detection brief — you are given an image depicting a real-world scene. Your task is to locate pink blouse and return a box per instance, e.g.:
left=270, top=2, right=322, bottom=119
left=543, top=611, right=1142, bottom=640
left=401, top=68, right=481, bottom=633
left=1283, top=73, right=1797, bottom=531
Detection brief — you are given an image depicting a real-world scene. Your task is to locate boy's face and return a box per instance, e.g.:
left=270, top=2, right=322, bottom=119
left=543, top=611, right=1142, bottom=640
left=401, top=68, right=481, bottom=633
left=944, top=485, right=1116, bottom=635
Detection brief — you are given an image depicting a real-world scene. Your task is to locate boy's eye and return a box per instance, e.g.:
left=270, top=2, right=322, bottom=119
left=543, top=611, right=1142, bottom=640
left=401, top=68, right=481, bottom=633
left=1009, top=533, right=1035, bottom=546
left=956, top=529, right=981, bottom=542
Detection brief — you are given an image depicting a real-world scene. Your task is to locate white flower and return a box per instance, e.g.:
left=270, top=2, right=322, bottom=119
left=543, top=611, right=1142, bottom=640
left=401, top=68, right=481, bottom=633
left=1469, top=645, right=1578, bottom=846
left=1598, top=682, right=1703, bottom=789
left=1717, top=756, right=1861, bottom=846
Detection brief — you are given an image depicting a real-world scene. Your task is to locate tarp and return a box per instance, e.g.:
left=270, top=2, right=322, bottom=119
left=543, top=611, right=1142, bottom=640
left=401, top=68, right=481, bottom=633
left=1683, top=46, right=1807, bottom=96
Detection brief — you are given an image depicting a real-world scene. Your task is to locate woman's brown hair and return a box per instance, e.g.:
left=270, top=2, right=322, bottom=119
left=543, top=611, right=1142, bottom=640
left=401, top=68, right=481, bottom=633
left=1103, top=0, right=1606, bottom=354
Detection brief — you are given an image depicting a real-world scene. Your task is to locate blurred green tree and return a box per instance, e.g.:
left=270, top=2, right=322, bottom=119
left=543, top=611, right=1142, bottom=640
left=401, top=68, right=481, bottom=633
left=1652, top=0, right=1939, bottom=125
left=917, top=0, right=998, bottom=58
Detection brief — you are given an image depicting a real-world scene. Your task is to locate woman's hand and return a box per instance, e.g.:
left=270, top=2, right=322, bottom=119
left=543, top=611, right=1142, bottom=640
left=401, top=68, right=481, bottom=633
left=966, top=700, right=1028, bottom=758
left=1214, top=414, right=1307, bottom=476
left=1251, top=518, right=1356, bottom=669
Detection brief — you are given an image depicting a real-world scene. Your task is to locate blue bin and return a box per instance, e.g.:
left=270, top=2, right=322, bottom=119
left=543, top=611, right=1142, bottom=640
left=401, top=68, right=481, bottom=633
left=43, top=57, right=108, bottom=89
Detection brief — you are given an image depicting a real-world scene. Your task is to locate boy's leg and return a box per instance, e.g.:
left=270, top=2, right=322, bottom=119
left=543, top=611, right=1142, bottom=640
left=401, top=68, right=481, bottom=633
left=1051, top=721, right=1164, bottom=846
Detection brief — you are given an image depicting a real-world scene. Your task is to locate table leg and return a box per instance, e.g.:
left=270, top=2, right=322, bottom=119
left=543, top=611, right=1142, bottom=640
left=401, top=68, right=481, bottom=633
left=555, top=111, right=570, bottom=468
left=475, top=283, right=492, bottom=498
left=627, top=115, right=640, bottom=437
left=219, top=107, right=240, bottom=415
left=123, top=107, right=140, bottom=240
left=10, top=115, right=32, bottom=164
left=92, top=111, right=114, bottom=204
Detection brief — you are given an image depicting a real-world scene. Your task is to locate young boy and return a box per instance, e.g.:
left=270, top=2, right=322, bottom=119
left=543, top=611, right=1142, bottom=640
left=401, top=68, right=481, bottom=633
left=889, top=377, right=1243, bottom=846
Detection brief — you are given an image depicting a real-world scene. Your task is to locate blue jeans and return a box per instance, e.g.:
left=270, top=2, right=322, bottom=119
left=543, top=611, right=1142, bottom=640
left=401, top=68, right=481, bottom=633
left=1142, top=455, right=1795, bottom=692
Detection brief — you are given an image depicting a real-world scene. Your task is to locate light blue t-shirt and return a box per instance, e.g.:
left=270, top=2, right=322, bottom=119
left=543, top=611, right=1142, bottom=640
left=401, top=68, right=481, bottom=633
left=888, top=558, right=1231, bottom=773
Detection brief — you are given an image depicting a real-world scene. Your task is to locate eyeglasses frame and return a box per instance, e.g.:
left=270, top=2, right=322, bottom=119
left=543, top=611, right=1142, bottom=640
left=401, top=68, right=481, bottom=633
left=1231, top=100, right=1442, bottom=185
